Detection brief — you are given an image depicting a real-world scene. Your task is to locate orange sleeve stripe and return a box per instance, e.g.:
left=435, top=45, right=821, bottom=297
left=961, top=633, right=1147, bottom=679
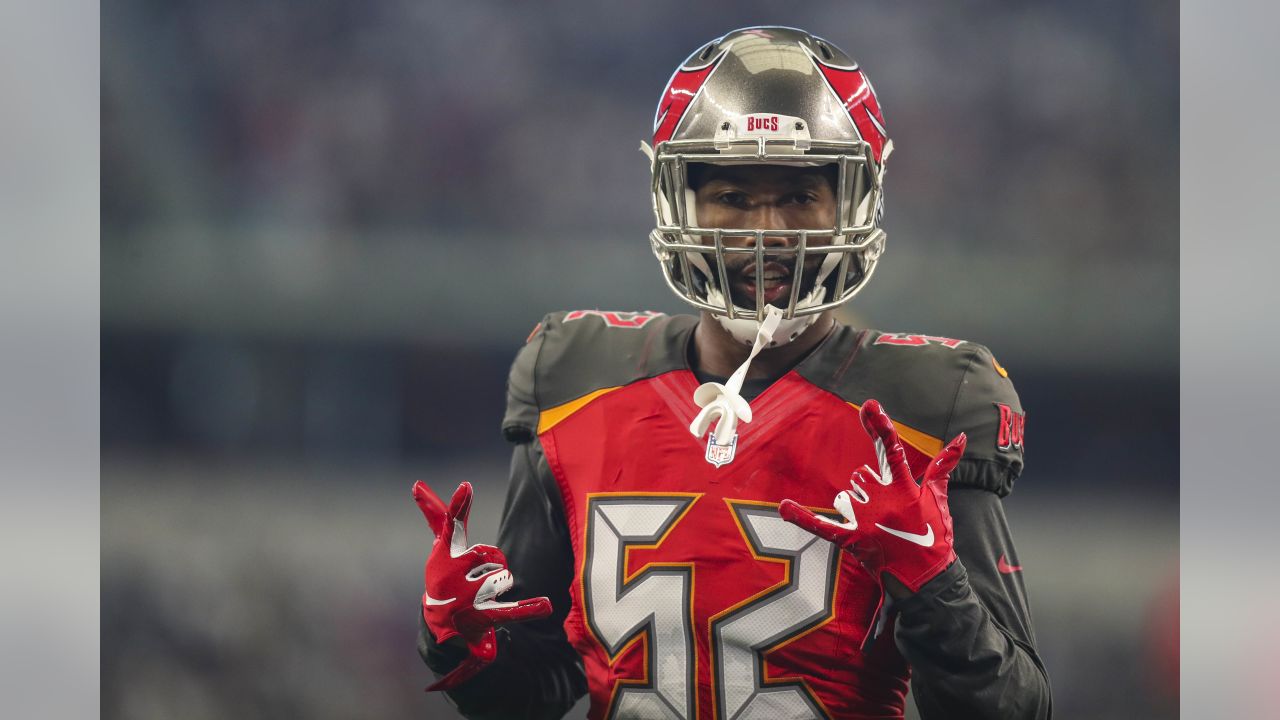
left=847, top=402, right=944, bottom=457
left=992, top=355, right=1009, bottom=378
left=537, top=386, right=622, bottom=434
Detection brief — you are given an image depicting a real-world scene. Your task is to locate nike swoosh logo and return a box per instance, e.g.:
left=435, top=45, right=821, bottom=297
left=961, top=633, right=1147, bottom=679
left=874, top=522, right=934, bottom=547
left=424, top=592, right=456, bottom=606
left=997, top=554, right=1022, bottom=574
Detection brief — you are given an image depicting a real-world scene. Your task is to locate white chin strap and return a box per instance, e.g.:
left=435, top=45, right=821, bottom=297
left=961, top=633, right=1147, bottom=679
left=702, top=282, right=827, bottom=347
left=689, top=306, right=785, bottom=445
left=716, top=313, right=815, bottom=347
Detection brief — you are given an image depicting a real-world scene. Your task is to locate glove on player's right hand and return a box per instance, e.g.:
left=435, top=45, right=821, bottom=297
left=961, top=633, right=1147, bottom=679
left=413, top=481, right=552, bottom=691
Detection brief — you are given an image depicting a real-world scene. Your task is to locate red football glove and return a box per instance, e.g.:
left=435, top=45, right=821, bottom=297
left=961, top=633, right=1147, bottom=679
left=779, top=399, right=968, bottom=595
left=413, top=481, right=552, bottom=691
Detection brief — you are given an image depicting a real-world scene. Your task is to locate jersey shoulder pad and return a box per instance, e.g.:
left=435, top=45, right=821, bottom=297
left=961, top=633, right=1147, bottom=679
left=799, top=328, right=1025, bottom=496
left=501, top=310, right=697, bottom=443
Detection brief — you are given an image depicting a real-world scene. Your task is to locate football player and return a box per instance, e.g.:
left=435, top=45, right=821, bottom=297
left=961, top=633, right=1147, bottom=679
left=415, top=26, right=1052, bottom=719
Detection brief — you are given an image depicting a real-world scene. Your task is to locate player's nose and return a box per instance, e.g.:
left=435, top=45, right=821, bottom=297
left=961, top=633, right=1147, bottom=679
left=743, top=206, right=799, bottom=248
left=761, top=232, right=795, bottom=249
left=748, top=205, right=789, bottom=232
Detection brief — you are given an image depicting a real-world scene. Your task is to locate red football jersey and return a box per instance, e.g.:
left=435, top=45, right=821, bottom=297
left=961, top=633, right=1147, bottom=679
left=500, top=310, right=1025, bottom=719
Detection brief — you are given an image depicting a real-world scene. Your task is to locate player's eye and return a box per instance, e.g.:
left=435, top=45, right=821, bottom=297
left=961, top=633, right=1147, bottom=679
left=716, top=191, right=749, bottom=209
left=784, top=192, right=818, bottom=206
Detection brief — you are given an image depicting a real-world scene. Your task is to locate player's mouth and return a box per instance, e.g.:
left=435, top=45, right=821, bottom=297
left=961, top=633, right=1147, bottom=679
left=740, top=262, right=793, bottom=305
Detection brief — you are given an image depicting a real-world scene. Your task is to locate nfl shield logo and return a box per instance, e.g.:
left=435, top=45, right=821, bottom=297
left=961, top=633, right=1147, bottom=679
left=704, top=433, right=738, bottom=467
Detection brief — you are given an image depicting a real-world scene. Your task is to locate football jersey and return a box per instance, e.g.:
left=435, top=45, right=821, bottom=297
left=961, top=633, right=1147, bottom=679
left=499, top=310, right=1026, bottom=720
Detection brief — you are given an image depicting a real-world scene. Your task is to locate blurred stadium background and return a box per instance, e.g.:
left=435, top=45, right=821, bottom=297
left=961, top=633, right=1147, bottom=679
left=102, top=2, right=1177, bottom=718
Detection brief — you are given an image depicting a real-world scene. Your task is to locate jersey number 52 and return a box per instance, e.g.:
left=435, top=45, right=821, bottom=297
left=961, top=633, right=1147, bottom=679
left=582, top=494, right=840, bottom=720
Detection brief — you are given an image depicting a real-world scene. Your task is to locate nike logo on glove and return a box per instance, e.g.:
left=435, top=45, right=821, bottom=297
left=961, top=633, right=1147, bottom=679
left=874, top=522, right=935, bottom=547
left=424, top=592, right=456, bottom=606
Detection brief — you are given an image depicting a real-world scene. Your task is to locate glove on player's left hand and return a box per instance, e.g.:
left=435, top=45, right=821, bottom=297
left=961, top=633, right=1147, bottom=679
left=413, top=481, right=552, bottom=691
left=779, top=399, right=968, bottom=594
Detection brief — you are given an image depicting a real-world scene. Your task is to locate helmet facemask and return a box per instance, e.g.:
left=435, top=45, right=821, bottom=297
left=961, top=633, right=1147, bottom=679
left=645, top=124, right=890, bottom=346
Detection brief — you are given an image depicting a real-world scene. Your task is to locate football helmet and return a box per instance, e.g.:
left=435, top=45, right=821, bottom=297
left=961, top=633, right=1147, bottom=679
left=643, top=26, right=892, bottom=346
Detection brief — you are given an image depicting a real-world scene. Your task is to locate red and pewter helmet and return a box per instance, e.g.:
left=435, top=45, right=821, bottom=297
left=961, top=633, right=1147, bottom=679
left=642, top=26, right=893, bottom=346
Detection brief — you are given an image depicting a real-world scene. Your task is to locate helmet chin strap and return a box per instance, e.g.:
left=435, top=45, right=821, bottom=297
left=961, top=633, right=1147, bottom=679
left=689, top=305, right=785, bottom=445
left=703, top=283, right=828, bottom=347
left=713, top=309, right=817, bottom=347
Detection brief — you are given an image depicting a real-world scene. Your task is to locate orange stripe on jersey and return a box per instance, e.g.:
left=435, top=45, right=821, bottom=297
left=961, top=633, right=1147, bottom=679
left=538, top=386, right=622, bottom=434
left=847, top=402, right=944, bottom=457
left=992, top=355, right=1009, bottom=378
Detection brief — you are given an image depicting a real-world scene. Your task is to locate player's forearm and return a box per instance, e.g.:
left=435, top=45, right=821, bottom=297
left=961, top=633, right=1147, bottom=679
left=894, top=561, right=1053, bottom=720
left=418, top=614, right=584, bottom=719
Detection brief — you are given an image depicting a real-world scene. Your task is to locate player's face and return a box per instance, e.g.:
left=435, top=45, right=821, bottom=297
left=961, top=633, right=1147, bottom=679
left=692, top=164, right=837, bottom=310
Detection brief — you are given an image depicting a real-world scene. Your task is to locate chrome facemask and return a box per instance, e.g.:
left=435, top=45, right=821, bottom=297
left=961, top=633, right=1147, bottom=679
left=644, top=123, right=890, bottom=330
